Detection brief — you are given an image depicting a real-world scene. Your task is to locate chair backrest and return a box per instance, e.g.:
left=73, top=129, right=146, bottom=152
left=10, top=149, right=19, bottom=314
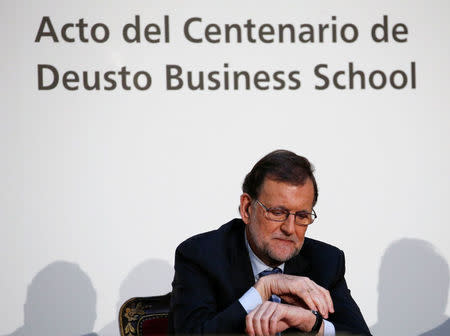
left=119, top=292, right=171, bottom=336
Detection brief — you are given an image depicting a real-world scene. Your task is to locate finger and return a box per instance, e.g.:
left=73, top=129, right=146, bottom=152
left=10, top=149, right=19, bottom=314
left=284, top=276, right=328, bottom=316
left=259, top=302, right=277, bottom=336
left=269, top=305, right=282, bottom=335
left=303, top=279, right=329, bottom=318
left=298, top=286, right=318, bottom=312
left=308, top=284, right=328, bottom=318
left=287, top=277, right=318, bottom=312
left=269, top=304, right=291, bottom=335
left=317, top=286, right=334, bottom=313
left=312, top=282, right=335, bottom=317
left=246, top=306, right=257, bottom=336
left=251, top=303, right=268, bottom=336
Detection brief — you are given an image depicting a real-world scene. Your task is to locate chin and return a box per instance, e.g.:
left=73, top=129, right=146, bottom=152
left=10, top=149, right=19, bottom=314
left=270, top=245, right=302, bottom=263
left=268, top=250, right=296, bottom=264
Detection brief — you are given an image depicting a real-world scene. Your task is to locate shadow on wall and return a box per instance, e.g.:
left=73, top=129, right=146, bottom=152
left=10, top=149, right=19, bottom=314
left=2, top=261, right=97, bottom=336
left=370, top=239, right=450, bottom=336
left=97, top=258, right=174, bottom=336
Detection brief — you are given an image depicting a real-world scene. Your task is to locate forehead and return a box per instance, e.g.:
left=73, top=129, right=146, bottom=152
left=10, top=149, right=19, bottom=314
left=259, top=178, right=315, bottom=210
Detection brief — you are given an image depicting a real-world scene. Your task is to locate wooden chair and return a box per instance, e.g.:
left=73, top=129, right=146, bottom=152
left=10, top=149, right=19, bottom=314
left=119, top=292, right=171, bottom=336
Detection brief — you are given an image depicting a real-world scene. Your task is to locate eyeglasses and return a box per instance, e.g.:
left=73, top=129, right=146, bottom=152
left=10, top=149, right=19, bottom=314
left=255, top=199, right=317, bottom=226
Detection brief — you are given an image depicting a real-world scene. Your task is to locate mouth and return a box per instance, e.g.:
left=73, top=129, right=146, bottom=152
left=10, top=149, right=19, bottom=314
left=274, top=238, right=295, bottom=244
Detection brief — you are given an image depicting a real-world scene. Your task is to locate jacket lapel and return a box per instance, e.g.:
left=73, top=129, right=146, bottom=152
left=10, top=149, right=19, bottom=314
left=284, top=252, right=311, bottom=276
left=229, top=220, right=255, bottom=297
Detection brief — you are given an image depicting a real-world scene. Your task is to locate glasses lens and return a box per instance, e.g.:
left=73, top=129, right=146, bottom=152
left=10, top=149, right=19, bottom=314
left=295, top=212, right=314, bottom=225
left=266, top=208, right=288, bottom=222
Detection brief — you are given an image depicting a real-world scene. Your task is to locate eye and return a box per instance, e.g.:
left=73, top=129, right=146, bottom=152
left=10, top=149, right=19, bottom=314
left=269, top=209, right=286, bottom=217
left=295, top=211, right=309, bottom=219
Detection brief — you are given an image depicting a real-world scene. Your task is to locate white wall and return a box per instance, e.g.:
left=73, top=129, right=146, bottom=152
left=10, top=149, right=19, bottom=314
left=1, top=1, right=449, bottom=335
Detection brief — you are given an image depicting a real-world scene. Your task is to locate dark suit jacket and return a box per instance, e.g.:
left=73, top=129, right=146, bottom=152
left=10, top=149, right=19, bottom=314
left=170, top=218, right=371, bottom=335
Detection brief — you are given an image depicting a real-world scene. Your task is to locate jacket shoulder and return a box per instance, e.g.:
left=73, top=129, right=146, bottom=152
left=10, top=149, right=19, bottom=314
left=303, top=237, right=343, bottom=256
left=175, top=218, right=244, bottom=262
left=302, top=237, right=344, bottom=263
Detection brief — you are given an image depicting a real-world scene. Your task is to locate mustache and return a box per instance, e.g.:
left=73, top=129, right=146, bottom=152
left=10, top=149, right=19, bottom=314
left=273, top=235, right=298, bottom=242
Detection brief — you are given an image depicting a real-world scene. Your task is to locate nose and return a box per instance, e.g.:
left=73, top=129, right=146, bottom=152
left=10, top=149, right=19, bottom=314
left=280, top=213, right=296, bottom=235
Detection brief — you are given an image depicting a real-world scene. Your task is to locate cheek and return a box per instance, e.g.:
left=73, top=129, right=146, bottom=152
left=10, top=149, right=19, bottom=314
left=250, top=213, right=273, bottom=235
left=294, top=227, right=308, bottom=241
left=256, top=223, right=272, bottom=240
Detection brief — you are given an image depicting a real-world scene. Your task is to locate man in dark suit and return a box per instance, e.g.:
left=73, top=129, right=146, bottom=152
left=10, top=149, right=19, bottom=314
left=170, top=150, right=371, bottom=335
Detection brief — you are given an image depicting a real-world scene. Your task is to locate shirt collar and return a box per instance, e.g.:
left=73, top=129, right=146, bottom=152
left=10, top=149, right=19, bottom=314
left=244, top=230, right=285, bottom=282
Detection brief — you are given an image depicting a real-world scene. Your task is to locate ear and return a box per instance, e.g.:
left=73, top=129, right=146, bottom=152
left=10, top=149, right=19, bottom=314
left=239, top=193, right=252, bottom=224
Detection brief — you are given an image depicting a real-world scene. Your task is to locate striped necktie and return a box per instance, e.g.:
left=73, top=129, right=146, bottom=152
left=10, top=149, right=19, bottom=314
left=258, top=267, right=282, bottom=303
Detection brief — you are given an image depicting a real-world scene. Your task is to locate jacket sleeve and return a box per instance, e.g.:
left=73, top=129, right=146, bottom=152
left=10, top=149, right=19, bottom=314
left=170, top=242, right=247, bottom=334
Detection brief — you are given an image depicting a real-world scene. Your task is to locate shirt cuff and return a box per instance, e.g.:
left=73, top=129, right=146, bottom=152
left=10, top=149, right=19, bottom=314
left=238, top=287, right=262, bottom=313
left=323, top=319, right=335, bottom=336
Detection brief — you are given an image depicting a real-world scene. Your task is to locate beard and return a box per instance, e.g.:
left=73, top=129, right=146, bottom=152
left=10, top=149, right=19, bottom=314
left=264, top=242, right=302, bottom=265
left=246, top=223, right=303, bottom=267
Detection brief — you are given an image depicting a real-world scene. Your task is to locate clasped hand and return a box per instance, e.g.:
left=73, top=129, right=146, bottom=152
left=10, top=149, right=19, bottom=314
left=246, top=274, right=334, bottom=335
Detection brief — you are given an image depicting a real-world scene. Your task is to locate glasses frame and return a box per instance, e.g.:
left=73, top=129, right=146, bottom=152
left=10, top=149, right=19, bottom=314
left=255, top=199, right=317, bottom=227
